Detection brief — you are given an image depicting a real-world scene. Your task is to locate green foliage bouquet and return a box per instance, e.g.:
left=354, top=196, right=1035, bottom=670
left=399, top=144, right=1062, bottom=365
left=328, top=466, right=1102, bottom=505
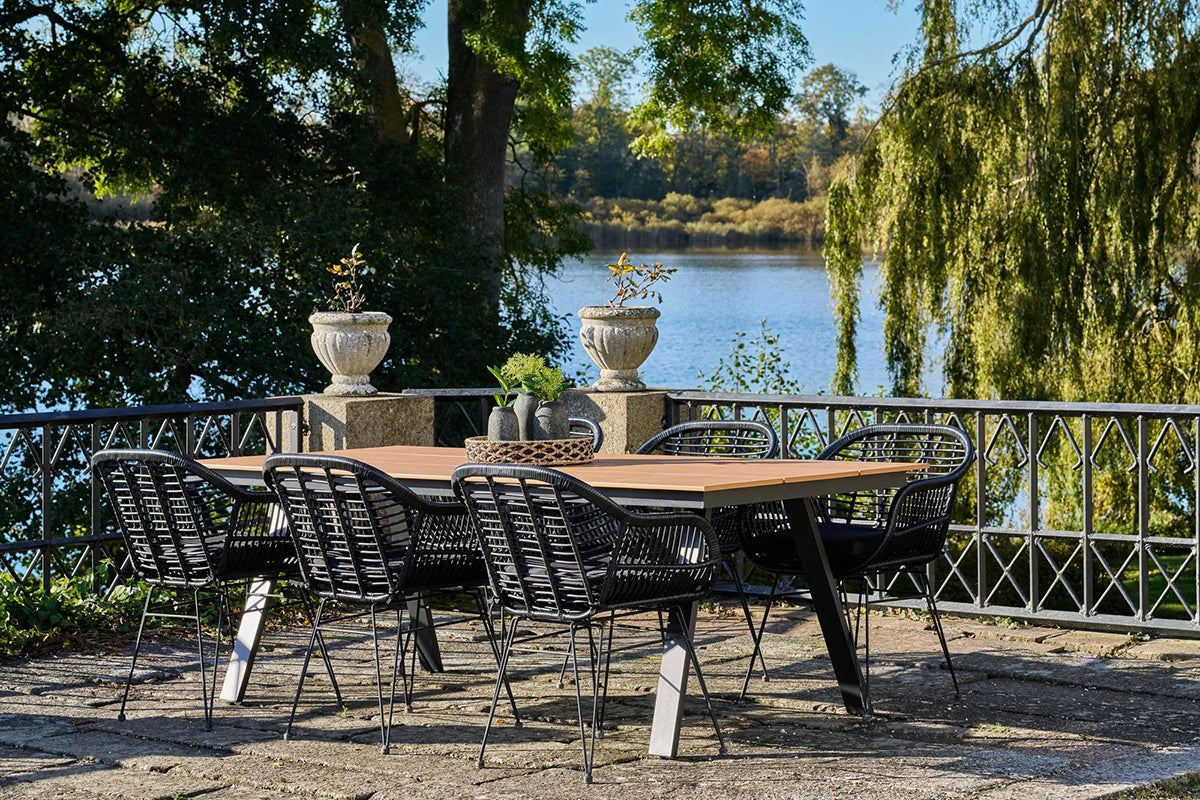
left=499, top=353, right=567, bottom=401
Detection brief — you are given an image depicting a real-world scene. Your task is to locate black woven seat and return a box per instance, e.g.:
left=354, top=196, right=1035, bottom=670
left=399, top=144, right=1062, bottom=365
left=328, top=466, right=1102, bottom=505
left=738, top=424, right=975, bottom=709
left=452, top=463, right=726, bottom=784
left=92, top=449, right=301, bottom=731
left=262, top=453, right=515, bottom=754
left=636, top=419, right=778, bottom=681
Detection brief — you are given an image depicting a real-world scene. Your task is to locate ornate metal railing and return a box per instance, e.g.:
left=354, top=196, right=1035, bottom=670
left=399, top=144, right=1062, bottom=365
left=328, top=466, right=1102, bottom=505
left=0, top=398, right=303, bottom=596
left=669, top=391, right=1200, bottom=635
left=403, top=388, right=495, bottom=446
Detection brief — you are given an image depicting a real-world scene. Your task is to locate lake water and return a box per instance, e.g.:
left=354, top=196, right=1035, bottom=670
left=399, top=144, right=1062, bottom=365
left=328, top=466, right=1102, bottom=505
left=548, top=249, right=920, bottom=394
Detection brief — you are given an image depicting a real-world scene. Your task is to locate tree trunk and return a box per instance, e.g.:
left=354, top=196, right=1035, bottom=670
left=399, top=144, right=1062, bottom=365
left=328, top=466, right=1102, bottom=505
left=338, top=0, right=407, bottom=145
left=444, top=0, right=530, bottom=311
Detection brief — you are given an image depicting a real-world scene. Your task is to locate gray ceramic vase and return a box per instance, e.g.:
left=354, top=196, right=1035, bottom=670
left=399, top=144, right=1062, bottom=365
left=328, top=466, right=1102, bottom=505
left=535, top=400, right=569, bottom=440
left=487, top=406, right=519, bottom=441
left=513, top=392, right=540, bottom=441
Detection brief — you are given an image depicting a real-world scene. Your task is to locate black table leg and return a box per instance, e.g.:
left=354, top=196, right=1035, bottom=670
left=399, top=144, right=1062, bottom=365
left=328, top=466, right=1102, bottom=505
left=781, top=497, right=867, bottom=716
left=408, top=597, right=444, bottom=673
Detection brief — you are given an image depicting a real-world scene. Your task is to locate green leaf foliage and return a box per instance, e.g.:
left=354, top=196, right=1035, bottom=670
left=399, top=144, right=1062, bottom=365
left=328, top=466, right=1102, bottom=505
left=0, top=572, right=147, bottom=658
left=0, top=1, right=561, bottom=408
left=827, top=0, right=1200, bottom=404
left=628, top=0, right=811, bottom=155
left=697, top=319, right=802, bottom=396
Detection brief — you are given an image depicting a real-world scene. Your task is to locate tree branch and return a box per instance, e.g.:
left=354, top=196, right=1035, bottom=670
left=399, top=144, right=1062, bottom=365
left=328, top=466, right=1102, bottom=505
left=1, top=4, right=95, bottom=40
left=856, top=0, right=1059, bottom=154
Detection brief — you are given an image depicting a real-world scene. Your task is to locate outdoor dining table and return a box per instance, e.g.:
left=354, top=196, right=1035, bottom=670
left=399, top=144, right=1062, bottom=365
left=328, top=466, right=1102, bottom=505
left=201, top=444, right=917, bottom=758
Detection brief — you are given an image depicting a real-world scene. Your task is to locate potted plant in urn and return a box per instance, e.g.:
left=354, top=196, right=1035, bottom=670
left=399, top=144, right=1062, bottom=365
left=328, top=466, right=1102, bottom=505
left=309, top=244, right=392, bottom=395
left=578, top=253, right=676, bottom=391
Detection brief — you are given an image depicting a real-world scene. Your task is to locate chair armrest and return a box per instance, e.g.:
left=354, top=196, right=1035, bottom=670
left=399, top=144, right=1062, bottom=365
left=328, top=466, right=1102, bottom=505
left=885, top=472, right=960, bottom=533
left=844, top=473, right=962, bottom=574
left=597, top=513, right=720, bottom=608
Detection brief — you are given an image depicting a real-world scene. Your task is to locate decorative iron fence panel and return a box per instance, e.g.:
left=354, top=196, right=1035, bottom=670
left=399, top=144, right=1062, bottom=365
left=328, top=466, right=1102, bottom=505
left=668, top=392, right=1200, bottom=635
left=403, top=388, right=495, bottom=447
left=0, top=398, right=303, bottom=596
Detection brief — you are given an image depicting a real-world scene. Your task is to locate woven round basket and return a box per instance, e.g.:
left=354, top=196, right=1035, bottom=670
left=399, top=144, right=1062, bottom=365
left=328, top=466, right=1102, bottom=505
left=464, top=436, right=595, bottom=466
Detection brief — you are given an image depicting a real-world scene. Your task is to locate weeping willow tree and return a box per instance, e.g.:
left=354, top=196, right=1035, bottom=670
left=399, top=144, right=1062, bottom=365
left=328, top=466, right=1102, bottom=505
left=827, top=0, right=1200, bottom=402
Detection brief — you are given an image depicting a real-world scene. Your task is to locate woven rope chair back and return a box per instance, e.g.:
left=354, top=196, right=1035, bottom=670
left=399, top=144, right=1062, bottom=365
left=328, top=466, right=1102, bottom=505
left=637, top=419, right=779, bottom=459
left=93, top=450, right=237, bottom=589
left=453, top=465, right=626, bottom=622
left=817, top=424, right=972, bottom=521
left=263, top=454, right=431, bottom=605
left=817, top=424, right=975, bottom=569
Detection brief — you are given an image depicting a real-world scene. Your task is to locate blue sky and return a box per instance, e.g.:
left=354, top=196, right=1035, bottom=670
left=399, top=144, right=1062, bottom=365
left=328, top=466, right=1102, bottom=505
left=401, top=0, right=925, bottom=108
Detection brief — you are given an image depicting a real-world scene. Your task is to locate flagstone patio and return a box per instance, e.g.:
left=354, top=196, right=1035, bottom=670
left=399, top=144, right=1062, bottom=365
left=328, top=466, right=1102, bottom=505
left=2, top=602, right=1199, bottom=799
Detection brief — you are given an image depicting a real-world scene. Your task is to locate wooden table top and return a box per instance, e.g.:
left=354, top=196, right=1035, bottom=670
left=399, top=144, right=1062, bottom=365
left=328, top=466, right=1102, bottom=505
left=203, top=445, right=920, bottom=507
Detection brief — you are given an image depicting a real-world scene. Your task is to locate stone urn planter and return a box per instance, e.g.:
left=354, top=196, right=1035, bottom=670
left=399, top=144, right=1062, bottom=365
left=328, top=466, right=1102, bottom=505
left=578, top=306, right=660, bottom=392
left=309, top=311, right=392, bottom=396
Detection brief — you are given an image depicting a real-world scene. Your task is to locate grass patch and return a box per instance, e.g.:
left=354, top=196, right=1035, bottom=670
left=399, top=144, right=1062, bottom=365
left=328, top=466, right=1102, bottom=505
left=1104, top=772, right=1200, bottom=798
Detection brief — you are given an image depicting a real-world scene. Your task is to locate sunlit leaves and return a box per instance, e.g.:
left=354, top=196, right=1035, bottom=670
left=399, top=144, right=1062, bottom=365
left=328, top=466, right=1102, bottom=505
left=827, top=0, right=1200, bottom=405
left=627, top=0, right=810, bottom=156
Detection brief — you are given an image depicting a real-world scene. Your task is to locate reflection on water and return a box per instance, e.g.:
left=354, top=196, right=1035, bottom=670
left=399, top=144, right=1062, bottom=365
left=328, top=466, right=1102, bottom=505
left=548, top=248, right=918, bottom=394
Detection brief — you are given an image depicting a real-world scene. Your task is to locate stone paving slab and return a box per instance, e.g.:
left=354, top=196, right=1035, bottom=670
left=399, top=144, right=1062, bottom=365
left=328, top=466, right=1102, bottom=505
left=3, top=604, right=1200, bottom=799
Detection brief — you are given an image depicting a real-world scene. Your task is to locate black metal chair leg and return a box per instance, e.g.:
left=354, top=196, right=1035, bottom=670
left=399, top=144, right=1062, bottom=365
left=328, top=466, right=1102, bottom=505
left=212, top=588, right=228, bottom=721
left=585, top=624, right=602, bottom=741
left=671, top=606, right=727, bottom=756
left=595, top=614, right=616, bottom=737
left=405, top=599, right=422, bottom=710
left=479, top=617, right=520, bottom=769
left=118, top=587, right=155, bottom=722
left=918, top=573, right=959, bottom=698
left=369, top=605, right=395, bottom=755
left=194, top=588, right=219, bottom=732
left=285, top=598, right=326, bottom=742
left=726, top=557, right=768, bottom=681
left=858, top=584, right=874, bottom=715
left=738, top=580, right=778, bottom=703
left=220, top=584, right=237, bottom=646
left=474, top=590, right=521, bottom=725
left=384, top=606, right=407, bottom=750
left=568, top=625, right=595, bottom=784
left=298, top=592, right=343, bottom=708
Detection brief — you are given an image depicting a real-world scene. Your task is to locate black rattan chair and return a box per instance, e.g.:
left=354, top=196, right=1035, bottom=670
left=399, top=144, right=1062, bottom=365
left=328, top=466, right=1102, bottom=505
left=568, top=416, right=603, bottom=452
left=636, top=420, right=778, bottom=681
left=452, top=463, right=726, bottom=784
left=737, top=424, right=975, bottom=709
left=263, top=453, right=517, bottom=754
left=93, top=449, right=303, bottom=731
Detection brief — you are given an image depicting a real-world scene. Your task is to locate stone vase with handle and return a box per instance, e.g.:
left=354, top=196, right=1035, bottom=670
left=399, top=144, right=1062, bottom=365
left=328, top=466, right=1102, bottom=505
left=309, top=311, right=392, bottom=396
left=577, top=306, right=660, bottom=392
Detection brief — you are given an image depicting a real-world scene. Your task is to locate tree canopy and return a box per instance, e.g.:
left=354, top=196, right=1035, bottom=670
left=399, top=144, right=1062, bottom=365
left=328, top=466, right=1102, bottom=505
left=2, top=0, right=809, bottom=410
left=826, top=0, right=1200, bottom=403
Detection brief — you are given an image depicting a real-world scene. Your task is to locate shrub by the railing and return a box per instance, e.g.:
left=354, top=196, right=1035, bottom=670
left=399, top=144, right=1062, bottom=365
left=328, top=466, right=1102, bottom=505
left=0, top=572, right=147, bottom=658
